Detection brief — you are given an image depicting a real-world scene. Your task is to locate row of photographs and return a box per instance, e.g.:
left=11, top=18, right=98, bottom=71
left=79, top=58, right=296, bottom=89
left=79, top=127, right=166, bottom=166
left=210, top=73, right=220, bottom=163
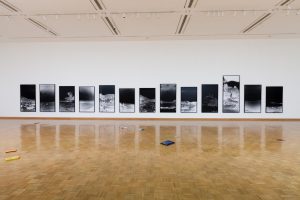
left=20, top=75, right=283, bottom=114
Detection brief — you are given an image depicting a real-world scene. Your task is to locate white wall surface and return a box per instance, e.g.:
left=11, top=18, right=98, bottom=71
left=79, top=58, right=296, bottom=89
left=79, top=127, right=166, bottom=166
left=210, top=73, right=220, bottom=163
left=0, top=39, right=299, bottom=119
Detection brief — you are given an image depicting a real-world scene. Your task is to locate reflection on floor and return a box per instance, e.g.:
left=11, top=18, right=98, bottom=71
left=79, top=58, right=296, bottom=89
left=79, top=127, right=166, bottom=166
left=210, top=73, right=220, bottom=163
left=0, top=120, right=300, bottom=200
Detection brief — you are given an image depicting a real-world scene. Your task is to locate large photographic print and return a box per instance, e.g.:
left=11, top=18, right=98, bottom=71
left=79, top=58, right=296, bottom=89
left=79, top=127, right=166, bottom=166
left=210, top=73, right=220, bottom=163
left=20, top=84, right=36, bottom=112
left=79, top=86, right=95, bottom=113
left=266, top=86, right=283, bottom=113
left=202, top=84, right=218, bottom=113
left=244, top=85, right=262, bottom=113
left=59, top=86, right=75, bottom=112
left=119, top=88, right=135, bottom=113
left=181, top=87, right=197, bottom=113
left=40, top=84, right=55, bottom=112
left=160, top=84, right=176, bottom=113
left=223, top=75, right=240, bottom=113
left=139, top=88, right=156, bottom=113
left=99, top=85, right=115, bottom=113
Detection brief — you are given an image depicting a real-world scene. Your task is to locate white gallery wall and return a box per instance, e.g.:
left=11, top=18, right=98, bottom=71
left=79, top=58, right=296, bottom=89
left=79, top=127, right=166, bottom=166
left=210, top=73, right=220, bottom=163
left=0, top=39, right=299, bottom=119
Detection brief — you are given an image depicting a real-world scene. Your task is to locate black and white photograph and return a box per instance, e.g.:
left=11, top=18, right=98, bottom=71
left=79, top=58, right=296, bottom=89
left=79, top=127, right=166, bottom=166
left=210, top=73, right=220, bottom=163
left=223, top=75, right=240, bottom=113
left=202, top=84, right=218, bottom=113
left=139, top=88, right=156, bottom=113
left=266, top=86, right=283, bottom=113
left=119, top=88, right=135, bottom=113
left=40, top=84, right=55, bottom=112
left=160, top=84, right=176, bottom=113
left=99, top=85, right=115, bottom=113
left=79, top=86, right=95, bottom=113
left=244, top=85, right=262, bottom=113
left=181, top=87, right=197, bottom=113
left=59, top=86, right=75, bottom=112
left=20, top=84, right=36, bottom=112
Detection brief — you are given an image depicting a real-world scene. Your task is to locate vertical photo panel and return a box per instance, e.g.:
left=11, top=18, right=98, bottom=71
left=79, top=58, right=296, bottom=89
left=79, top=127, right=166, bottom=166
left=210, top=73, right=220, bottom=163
left=181, top=87, right=197, bottom=113
left=244, top=85, right=262, bottom=113
left=266, top=86, right=283, bottom=113
left=119, top=88, right=135, bottom=113
left=223, top=75, right=240, bottom=113
left=202, top=84, right=218, bottom=113
left=40, top=84, right=56, bottom=112
left=139, top=88, right=156, bottom=113
left=99, top=85, right=115, bottom=113
left=20, top=84, right=36, bottom=112
left=79, top=86, right=95, bottom=113
left=160, top=84, right=176, bottom=113
left=59, top=86, right=75, bottom=112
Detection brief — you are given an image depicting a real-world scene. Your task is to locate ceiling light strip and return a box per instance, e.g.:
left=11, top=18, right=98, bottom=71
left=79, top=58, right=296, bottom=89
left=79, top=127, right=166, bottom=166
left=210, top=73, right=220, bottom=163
left=0, top=0, right=19, bottom=12
left=26, top=18, right=57, bottom=36
left=242, top=13, right=272, bottom=33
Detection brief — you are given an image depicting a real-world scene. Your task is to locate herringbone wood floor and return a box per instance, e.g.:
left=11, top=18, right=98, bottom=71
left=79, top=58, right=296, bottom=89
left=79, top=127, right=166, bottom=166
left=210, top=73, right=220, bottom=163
left=1, top=120, right=300, bottom=200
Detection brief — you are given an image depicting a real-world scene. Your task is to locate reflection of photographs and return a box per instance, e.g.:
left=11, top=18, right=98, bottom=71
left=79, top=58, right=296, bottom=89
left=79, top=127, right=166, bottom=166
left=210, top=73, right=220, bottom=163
left=20, top=84, right=36, bottom=112
left=160, top=84, right=176, bottom=113
left=59, top=86, right=75, bottom=112
left=40, top=84, right=55, bottom=112
left=139, top=88, right=156, bottom=113
left=79, top=86, right=95, bottom=113
left=119, top=88, right=135, bottom=113
left=181, top=87, right=197, bottom=113
left=223, top=75, right=240, bottom=113
left=202, top=84, right=218, bottom=113
left=244, top=85, right=261, bottom=113
left=266, top=86, right=283, bottom=113
left=99, top=85, right=115, bottom=113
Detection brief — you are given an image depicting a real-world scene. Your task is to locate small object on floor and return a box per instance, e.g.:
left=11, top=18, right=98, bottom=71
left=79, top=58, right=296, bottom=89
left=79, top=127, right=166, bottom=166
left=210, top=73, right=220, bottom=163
left=121, top=126, right=128, bottom=129
left=138, top=128, right=144, bottom=131
left=160, top=140, right=175, bottom=146
left=5, top=149, right=17, bottom=153
left=5, top=156, right=21, bottom=161
left=277, top=139, right=285, bottom=142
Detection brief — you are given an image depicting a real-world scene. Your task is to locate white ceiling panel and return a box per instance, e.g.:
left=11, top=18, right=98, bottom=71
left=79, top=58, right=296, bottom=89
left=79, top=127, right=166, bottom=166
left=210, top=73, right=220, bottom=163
left=112, top=13, right=179, bottom=36
left=196, top=0, right=279, bottom=10
left=32, top=15, right=112, bottom=37
left=250, top=13, right=300, bottom=34
left=0, top=16, right=51, bottom=37
left=103, top=0, right=186, bottom=11
left=185, top=12, right=265, bottom=35
left=7, top=0, right=96, bottom=13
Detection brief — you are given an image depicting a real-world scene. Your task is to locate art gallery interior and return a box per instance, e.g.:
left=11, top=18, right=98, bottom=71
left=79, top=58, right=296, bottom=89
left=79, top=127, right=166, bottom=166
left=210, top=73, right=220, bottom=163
left=1, top=0, right=300, bottom=199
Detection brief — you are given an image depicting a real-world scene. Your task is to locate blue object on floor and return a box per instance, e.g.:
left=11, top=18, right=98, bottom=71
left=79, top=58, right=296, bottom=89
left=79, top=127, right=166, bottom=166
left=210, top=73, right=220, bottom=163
left=160, top=140, right=175, bottom=146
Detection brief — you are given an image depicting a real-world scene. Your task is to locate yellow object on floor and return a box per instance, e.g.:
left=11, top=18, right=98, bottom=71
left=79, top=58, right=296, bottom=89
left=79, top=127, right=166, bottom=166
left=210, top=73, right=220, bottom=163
left=5, top=149, right=17, bottom=153
left=5, top=156, right=21, bottom=161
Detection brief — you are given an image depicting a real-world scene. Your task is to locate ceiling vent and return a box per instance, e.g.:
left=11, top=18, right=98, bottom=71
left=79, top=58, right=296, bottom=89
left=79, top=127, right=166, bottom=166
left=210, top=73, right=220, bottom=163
left=277, top=0, right=295, bottom=6
left=184, top=0, right=199, bottom=8
left=242, top=13, right=272, bottom=33
left=0, top=0, right=20, bottom=12
left=176, top=14, right=191, bottom=34
left=89, top=0, right=105, bottom=10
left=27, top=18, right=58, bottom=36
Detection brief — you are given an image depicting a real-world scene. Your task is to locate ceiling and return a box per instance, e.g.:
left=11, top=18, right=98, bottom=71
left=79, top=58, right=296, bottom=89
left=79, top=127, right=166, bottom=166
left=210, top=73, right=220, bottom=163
left=0, top=0, right=300, bottom=41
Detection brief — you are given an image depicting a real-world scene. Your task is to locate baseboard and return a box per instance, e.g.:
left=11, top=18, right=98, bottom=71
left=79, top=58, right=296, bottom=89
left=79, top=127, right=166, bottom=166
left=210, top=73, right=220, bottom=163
left=0, top=117, right=300, bottom=121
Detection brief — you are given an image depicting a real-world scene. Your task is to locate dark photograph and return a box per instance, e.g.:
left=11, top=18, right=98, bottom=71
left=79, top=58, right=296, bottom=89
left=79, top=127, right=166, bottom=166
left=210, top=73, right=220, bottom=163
left=119, top=88, right=135, bottom=113
left=223, top=75, right=240, bottom=113
left=20, top=84, right=36, bottom=112
left=139, top=88, right=156, bottom=113
left=202, top=84, right=218, bottom=113
left=181, top=87, right=197, bottom=113
left=40, top=84, right=55, bottom=112
left=79, top=86, right=95, bottom=112
left=59, top=86, right=75, bottom=112
left=266, top=86, right=283, bottom=113
left=99, top=85, right=115, bottom=113
left=244, top=85, right=262, bottom=113
left=160, top=84, right=176, bottom=113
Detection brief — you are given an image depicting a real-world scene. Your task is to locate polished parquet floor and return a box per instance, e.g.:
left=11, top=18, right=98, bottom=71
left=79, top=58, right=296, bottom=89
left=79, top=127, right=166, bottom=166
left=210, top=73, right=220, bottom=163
left=1, top=120, right=300, bottom=200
